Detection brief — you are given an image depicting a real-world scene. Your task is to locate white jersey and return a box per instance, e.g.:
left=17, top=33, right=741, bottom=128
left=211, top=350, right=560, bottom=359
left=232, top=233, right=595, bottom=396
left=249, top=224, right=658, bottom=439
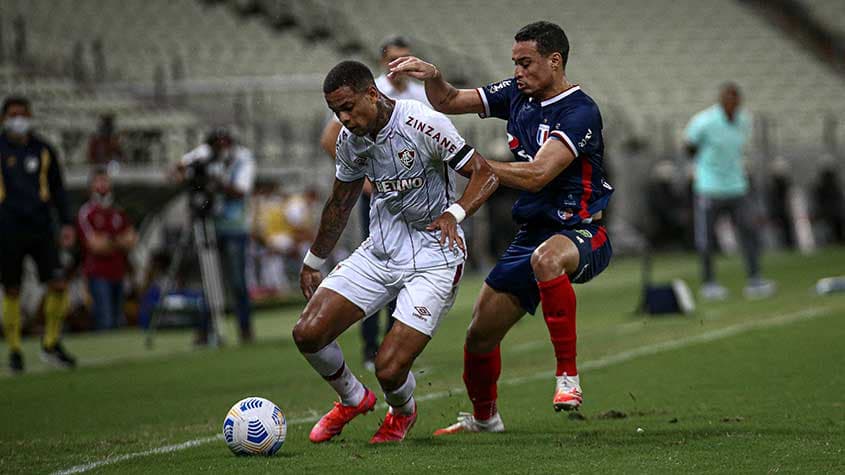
left=335, top=99, right=474, bottom=271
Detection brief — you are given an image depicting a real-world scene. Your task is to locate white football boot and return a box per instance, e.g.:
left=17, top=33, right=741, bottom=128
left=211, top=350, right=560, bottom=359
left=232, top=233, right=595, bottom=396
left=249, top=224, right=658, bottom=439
left=433, top=411, right=505, bottom=436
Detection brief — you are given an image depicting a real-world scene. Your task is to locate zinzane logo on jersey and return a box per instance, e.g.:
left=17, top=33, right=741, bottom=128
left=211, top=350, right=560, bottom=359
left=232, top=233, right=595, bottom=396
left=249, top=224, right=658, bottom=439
left=397, top=148, right=415, bottom=170
left=374, top=176, right=425, bottom=193
left=536, top=124, right=551, bottom=145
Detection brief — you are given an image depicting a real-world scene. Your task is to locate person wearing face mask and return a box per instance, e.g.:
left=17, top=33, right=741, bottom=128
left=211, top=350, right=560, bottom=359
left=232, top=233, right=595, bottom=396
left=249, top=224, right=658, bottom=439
left=77, top=167, right=137, bottom=331
left=176, top=128, right=256, bottom=344
left=0, top=96, right=77, bottom=373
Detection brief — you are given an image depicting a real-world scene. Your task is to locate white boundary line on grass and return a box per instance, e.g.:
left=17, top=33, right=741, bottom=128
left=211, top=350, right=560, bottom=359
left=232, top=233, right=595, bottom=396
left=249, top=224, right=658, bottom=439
left=53, top=305, right=832, bottom=475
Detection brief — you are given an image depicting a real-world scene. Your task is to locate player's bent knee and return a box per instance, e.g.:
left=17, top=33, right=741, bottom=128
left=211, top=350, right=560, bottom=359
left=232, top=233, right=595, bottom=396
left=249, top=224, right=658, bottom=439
left=374, top=359, right=408, bottom=390
left=291, top=317, right=328, bottom=353
left=465, top=322, right=499, bottom=354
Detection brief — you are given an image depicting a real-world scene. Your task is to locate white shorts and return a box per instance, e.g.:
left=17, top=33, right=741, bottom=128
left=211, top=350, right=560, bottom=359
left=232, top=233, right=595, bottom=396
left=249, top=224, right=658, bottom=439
left=319, top=245, right=464, bottom=337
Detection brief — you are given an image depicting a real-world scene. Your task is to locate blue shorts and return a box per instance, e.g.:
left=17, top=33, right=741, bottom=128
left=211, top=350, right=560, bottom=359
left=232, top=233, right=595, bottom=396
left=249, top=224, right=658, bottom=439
left=485, top=222, right=612, bottom=315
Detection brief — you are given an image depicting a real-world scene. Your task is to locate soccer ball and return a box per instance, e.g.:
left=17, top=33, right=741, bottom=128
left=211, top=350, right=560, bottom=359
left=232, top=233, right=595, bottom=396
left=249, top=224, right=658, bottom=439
left=223, top=397, right=286, bottom=456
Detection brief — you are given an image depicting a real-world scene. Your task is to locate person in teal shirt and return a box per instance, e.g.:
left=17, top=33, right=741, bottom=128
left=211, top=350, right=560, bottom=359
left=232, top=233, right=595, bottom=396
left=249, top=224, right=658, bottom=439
left=684, top=83, right=774, bottom=300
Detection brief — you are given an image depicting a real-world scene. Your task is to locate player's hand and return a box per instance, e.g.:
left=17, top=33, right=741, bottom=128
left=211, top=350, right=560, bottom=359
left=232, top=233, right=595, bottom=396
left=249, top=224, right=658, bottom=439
left=427, top=212, right=465, bottom=252
left=299, top=266, right=323, bottom=301
left=60, top=225, right=76, bottom=248
left=388, top=56, right=439, bottom=81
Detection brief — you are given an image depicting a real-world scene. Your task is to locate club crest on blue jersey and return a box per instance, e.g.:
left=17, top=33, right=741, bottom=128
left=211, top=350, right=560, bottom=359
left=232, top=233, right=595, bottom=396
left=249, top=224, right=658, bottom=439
left=397, top=148, right=415, bottom=170
left=536, top=124, right=550, bottom=145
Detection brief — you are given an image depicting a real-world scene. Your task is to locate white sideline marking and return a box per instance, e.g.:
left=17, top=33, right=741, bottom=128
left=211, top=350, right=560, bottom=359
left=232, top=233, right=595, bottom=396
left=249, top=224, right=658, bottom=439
left=53, top=305, right=832, bottom=474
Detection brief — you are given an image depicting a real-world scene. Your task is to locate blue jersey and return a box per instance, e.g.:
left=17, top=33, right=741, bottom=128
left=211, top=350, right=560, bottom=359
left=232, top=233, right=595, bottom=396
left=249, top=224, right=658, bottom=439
left=476, top=79, right=613, bottom=226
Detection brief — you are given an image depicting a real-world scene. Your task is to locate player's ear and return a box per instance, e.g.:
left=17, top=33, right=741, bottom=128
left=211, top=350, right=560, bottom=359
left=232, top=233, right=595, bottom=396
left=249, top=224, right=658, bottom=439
left=366, top=84, right=379, bottom=103
left=549, top=52, right=562, bottom=71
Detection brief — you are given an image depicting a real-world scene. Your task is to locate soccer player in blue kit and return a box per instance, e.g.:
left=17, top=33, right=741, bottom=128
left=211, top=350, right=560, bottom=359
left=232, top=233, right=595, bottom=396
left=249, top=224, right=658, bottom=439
left=389, top=21, right=614, bottom=434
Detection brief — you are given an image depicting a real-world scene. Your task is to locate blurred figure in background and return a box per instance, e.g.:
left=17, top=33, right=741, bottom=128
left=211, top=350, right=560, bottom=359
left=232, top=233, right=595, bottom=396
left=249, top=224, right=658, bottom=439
left=684, top=83, right=775, bottom=300
left=318, top=35, right=431, bottom=371
left=87, top=114, right=124, bottom=165
left=178, top=128, right=256, bottom=344
left=646, top=160, right=693, bottom=250
left=813, top=165, right=845, bottom=244
left=0, top=96, right=76, bottom=372
left=77, top=167, right=136, bottom=330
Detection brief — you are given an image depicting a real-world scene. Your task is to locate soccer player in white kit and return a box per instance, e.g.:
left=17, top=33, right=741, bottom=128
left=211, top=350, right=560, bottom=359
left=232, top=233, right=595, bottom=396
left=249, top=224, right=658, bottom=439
left=293, top=60, right=499, bottom=444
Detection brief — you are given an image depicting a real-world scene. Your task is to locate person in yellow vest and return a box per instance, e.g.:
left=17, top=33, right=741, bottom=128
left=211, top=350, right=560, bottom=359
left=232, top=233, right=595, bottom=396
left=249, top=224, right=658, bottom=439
left=1, top=96, right=76, bottom=373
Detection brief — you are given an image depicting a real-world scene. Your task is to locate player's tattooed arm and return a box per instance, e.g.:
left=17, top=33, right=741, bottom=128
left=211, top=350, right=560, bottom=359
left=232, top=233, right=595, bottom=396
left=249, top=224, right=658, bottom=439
left=487, top=139, right=576, bottom=193
left=310, top=177, right=364, bottom=258
left=387, top=56, right=484, bottom=115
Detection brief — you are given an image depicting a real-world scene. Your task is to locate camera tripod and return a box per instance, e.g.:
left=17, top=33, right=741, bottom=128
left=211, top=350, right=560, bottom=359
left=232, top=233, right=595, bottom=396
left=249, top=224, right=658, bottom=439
left=145, top=213, right=228, bottom=349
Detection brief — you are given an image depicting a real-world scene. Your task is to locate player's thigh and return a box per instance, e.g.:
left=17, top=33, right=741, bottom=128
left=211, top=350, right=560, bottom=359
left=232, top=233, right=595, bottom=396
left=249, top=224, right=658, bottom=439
left=294, top=287, right=366, bottom=352
left=555, top=224, right=612, bottom=284
left=0, top=232, right=27, bottom=290
left=531, top=234, right=580, bottom=280
left=29, top=233, right=63, bottom=286
left=466, top=283, right=526, bottom=353
left=295, top=249, right=398, bottom=351
left=391, top=264, right=463, bottom=338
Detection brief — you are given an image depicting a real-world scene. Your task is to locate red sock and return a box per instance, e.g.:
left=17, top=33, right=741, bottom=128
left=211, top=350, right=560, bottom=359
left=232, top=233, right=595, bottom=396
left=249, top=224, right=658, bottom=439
left=538, top=273, right=578, bottom=376
left=463, top=345, right=501, bottom=421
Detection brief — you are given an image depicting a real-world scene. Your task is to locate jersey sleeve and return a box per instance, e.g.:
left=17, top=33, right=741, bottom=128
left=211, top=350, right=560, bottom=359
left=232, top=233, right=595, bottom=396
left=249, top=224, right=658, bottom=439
left=548, top=103, right=602, bottom=158
left=417, top=108, right=475, bottom=171
left=45, top=143, right=72, bottom=225
left=476, top=78, right=516, bottom=120
left=334, top=129, right=366, bottom=182
left=76, top=203, right=96, bottom=242
left=684, top=110, right=709, bottom=146
left=232, top=147, right=256, bottom=194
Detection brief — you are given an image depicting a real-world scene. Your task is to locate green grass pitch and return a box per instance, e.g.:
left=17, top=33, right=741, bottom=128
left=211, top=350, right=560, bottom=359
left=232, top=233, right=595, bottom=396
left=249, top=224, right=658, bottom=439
left=2, top=248, right=844, bottom=473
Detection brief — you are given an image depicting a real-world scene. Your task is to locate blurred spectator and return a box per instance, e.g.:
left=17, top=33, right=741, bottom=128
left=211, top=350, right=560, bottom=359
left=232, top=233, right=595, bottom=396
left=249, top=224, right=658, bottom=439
left=645, top=160, right=693, bottom=250
left=813, top=165, right=845, bottom=244
left=250, top=185, right=321, bottom=298
left=317, top=35, right=430, bottom=371
left=767, top=158, right=795, bottom=249
left=77, top=167, right=136, bottom=330
left=178, top=128, right=255, bottom=343
left=87, top=114, right=124, bottom=165
left=684, top=83, right=775, bottom=301
left=1, top=95, right=77, bottom=373
left=249, top=184, right=292, bottom=297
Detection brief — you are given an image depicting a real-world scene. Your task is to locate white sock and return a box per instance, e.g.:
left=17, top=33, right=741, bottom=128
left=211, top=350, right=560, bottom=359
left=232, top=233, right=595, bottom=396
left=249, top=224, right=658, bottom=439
left=302, top=341, right=365, bottom=406
left=384, top=371, right=416, bottom=415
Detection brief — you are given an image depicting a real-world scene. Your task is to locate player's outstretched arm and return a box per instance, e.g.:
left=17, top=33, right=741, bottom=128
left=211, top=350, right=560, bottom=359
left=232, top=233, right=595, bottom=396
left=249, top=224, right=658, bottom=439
left=300, top=177, right=364, bottom=299
left=426, top=152, right=498, bottom=251
left=388, top=56, right=484, bottom=115
left=486, top=139, right=575, bottom=193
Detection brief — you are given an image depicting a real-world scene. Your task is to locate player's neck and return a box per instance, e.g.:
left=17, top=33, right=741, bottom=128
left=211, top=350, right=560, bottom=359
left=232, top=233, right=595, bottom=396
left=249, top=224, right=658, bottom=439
left=369, top=95, right=395, bottom=141
left=537, top=77, right=574, bottom=103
